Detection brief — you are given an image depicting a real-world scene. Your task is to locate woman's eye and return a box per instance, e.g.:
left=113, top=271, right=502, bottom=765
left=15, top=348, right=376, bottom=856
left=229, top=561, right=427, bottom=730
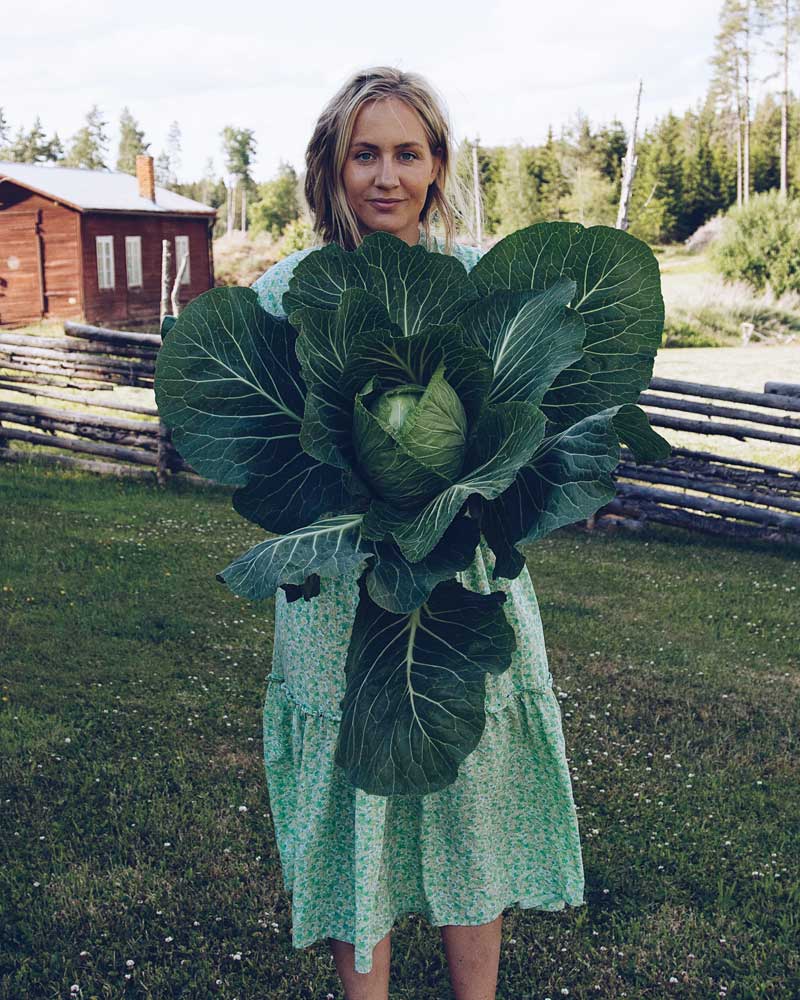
left=353, top=150, right=418, bottom=162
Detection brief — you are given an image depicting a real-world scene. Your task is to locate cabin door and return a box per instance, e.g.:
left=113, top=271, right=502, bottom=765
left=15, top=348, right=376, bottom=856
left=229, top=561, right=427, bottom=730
left=0, top=211, right=43, bottom=326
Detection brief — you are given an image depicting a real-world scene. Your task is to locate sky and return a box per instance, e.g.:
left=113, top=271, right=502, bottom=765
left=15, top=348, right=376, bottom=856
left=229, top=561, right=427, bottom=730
left=1, top=0, right=779, bottom=184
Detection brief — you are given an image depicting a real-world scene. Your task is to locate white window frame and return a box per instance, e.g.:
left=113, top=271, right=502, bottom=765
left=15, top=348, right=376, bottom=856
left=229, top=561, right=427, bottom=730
left=174, top=235, right=191, bottom=285
left=125, top=236, right=143, bottom=288
left=95, top=235, right=115, bottom=290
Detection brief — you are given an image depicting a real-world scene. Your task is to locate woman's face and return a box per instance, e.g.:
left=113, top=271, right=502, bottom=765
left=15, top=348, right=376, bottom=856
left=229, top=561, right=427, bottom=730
left=342, top=96, right=442, bottom=246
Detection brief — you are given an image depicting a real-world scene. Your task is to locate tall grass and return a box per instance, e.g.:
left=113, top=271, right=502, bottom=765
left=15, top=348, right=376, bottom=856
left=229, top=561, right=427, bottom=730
left=658, top=245, right=800, bottom=348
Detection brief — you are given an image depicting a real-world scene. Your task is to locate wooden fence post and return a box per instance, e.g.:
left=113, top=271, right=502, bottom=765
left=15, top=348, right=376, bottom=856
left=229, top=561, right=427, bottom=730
left=156, top=238, right=173, bottom=487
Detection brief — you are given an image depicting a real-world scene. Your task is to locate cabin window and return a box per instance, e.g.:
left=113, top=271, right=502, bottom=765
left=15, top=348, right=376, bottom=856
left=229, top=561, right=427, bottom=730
left=175, top=235, right=191, bottom=284
left=95, top=236, right=115, bottom=290
left=125, top=236, right=143, bottom=288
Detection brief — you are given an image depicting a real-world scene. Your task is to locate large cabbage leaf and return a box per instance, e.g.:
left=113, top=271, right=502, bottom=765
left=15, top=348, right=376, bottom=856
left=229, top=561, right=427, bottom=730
left=335, top=577, right=516, bottom=796
left=154, top=286, right=349, bottom=534
left=284, top=231, right=479, bottom=334
left=469, top=221, right=665, bottom=431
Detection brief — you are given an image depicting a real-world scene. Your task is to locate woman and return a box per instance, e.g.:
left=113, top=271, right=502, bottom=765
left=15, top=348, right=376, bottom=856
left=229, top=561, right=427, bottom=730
left=251, top=66, right=585, bottom=1000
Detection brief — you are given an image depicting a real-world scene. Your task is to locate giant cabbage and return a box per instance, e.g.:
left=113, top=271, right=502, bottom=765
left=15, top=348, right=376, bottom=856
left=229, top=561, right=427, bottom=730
left=154, top=222, right=671, bottom=797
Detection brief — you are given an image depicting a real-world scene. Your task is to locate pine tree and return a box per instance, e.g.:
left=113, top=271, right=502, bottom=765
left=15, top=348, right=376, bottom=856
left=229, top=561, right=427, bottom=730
left=493, top=144, right=539, bottom=235
left=4, top=116, right=62, bottom=163
left=0, top=108, right=9, bottom=153
left=533, top=126, right=569, bottom=221
left=474, top=145, right=504, bottom=235
left=116, top=107, right=149, bottom=174
left=594, top=119, right=629, bottom=192
left=682, top=104, right=725, bottom=234
left=756, top=0, right=800, bottom=196
left=154, top=121, right=182, bottom=190
left=155, top=151, right=171, bottom=188
left=711, top=1, right=760, bottom=205
left=64, top=105, right=109, bottom=169
left=627, top=112, right=688, bottom=242
left=199, top=157, right=218, bottom=206
left=750, top=91, right=783, bottom=189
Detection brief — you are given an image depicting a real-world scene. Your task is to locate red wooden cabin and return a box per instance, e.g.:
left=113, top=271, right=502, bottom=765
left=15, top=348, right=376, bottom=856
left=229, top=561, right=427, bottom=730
left=0, top=155, right=216, bottom=327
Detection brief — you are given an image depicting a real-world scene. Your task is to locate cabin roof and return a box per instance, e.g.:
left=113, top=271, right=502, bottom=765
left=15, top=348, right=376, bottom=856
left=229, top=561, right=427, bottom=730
left=0, top=161, right=216, bottom=216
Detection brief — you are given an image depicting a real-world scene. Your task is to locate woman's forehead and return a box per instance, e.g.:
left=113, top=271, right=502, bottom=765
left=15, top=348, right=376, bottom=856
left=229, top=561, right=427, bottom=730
left=350, top=97, right=427, bottom=142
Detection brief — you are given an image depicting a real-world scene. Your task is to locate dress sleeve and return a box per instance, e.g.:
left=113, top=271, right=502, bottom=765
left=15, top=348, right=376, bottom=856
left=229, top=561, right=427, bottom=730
left=250, top=249, right=314, bottom=318
left=452, top=242, right=484, bottom=272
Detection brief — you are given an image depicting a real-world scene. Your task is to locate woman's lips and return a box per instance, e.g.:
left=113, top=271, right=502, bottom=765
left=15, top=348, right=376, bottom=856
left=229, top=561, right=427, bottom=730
left=369, top=199, right=403, bottom=210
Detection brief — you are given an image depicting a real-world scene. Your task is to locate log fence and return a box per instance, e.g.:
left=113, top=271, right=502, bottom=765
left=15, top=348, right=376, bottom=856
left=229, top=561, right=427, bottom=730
left=1, top=322, right=799, bottom=546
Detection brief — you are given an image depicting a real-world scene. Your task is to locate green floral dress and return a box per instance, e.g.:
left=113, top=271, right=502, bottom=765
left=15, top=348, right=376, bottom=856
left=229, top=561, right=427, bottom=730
left=250, top=230, right=586, bottom=974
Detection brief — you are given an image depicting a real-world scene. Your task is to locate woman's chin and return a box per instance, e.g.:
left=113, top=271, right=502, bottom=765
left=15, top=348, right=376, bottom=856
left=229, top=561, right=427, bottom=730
left=360, top=216, right=418, bottom=244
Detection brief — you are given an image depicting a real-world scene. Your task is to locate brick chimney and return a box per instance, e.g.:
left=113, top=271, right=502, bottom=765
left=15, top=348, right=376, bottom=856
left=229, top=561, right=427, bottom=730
left=136, top=154, right=155, bottom=202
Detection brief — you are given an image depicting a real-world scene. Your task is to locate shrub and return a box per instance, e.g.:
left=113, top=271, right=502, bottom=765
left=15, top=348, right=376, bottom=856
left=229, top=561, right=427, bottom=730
left=711, top=191, right=800, bottom=296
left=277, top=218, right=315, bottom=255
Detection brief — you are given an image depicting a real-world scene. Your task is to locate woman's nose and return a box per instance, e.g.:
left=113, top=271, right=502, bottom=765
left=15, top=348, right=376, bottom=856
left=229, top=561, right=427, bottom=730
left=375, top=156, right=399, bottom=187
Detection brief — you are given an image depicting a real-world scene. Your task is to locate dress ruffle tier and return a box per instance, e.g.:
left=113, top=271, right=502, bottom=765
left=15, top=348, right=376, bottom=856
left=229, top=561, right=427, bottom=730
left=261, top=540, right=586, bottom=975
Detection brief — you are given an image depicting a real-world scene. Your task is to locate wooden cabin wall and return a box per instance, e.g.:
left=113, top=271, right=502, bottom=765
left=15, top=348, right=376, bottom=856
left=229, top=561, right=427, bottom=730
left=80, top=213, right=213, bottom=324
left=0, top=187, right=81, bottom=326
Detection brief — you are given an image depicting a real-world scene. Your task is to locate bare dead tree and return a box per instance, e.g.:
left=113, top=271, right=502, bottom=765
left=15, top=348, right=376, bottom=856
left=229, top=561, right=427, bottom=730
left=170, top=253, right=188, bottom=317
left=159, top=239, right=172, bottom=324
left=616, top=79, right=643, bottom=230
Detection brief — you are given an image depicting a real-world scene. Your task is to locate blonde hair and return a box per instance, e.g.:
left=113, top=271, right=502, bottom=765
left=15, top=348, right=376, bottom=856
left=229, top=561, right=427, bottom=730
left=304, top=66, right=472, bottom=254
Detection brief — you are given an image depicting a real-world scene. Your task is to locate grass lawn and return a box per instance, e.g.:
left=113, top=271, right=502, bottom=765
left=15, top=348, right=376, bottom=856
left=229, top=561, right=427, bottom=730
left=1, top=461, right=798, bottom=999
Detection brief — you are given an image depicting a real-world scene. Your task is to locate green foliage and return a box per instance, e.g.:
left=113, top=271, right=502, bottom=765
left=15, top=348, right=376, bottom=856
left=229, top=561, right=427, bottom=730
left=559, top=166, right=616, bottom=227
left=116, top=107, right=149, bottom=174
left=476, top=145, right=506, bottom=234
left=629, top=112, right=685, bottom=242
left=711, top=190, right=800, bottom=294
left=278, top=217, right=315, bottom=254
left=534, top=127, right=569, bottom=219
left=63, top=105, right=109, bottom=170
left=494, top=144, right=541, bottom=235
left=750, top=92, right=782, bottom=191
left=175, top=159, right=226, bottom=208
left=681, top=105, right=726, bottom=235
left=1, top=114, right=62, bottom=163
left=594, top=118, right=628, bottom=188
left=248, top=161, right=301, bottom=238
left=220, top=125, right=257, bottom=184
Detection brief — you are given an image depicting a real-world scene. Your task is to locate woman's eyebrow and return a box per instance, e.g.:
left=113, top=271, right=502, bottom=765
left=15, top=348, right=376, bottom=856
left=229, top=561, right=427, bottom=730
left=350, top=140, right=425, bottom=150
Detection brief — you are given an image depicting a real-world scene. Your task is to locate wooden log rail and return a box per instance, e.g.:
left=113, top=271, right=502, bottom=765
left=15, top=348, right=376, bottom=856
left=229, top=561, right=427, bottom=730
left=598, top=377, right=800, bottom=545
left=0, top=321, right=166, bottom=473
left=63, top=320, right=162, bottom=349
left=1, top=322, right=799, bottom=546
left=0, top=330, right=157, bottom=360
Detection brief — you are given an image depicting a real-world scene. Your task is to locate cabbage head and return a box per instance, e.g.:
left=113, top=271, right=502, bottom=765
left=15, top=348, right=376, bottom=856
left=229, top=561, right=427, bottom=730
left=154, top=222, right=671, bottom=798
left=353, top=369, right=468, bottom=506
